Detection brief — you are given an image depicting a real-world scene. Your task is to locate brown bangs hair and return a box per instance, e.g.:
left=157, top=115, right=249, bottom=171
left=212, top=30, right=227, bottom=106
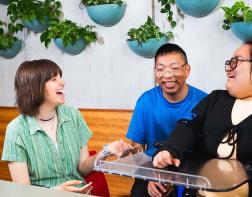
left=15, top=59, right=62, bottom=116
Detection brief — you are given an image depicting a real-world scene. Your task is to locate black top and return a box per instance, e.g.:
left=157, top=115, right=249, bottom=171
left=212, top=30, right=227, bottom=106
left=154, top=90, right=252, bottom=163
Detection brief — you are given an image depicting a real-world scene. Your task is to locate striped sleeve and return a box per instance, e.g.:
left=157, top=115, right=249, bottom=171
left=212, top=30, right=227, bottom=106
left=75, top=109, right=92, bottom=148
left=1, top=122, right=27, bottom=162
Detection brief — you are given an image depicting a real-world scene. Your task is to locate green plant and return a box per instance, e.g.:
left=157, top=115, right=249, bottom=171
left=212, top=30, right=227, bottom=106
left=127, top=16, right=173, bottom=44
left=40, top=19, right=97, bottom=48
left=0, top=20, right=23, bottom=50
left=222, top=0, right=252, bottom=30
left=158, top=0, right=177, bottom=28
left=7, top=0, right=62, bottom=24
left=81, top=0, right=123, bottom=6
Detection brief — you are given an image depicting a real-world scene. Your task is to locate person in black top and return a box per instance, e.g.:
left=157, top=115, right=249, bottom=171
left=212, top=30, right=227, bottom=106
left=153, top=43, right=252, bottom=196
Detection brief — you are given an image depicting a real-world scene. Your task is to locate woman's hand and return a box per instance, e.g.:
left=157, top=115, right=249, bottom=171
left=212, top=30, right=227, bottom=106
left=107, top=139, right=132, bottom=157
left=148, top=181, right=166, bottom=197
left=153, top=150, right=180, bottom=168
left=54, top=180, right=93, bottom=194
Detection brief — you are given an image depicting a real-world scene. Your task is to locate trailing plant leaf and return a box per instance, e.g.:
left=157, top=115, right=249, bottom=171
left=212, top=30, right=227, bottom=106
left=158, top=0, right=176, bottom=28
left=222, top=0, right=252, bottom=30
left=0, top=20, right=23, bottom=50
left=127, top=16, right=172, bottom=44
left=7, top=0, right=62, bottom=24
left=40, top=19, right=97, bottom=48
left=81, top=0, right=123, bottom=6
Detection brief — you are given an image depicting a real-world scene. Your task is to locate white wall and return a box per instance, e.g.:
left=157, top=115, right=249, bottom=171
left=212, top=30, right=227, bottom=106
left=0, top=0, right=248, bottom=109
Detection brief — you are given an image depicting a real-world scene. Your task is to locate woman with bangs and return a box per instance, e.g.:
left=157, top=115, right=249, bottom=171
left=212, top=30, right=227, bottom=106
left=1, top=59, right=128, bottom=194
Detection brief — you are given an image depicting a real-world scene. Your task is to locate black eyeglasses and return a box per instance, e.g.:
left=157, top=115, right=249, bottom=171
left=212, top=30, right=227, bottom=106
left=225, top=57, right=252, bottom=72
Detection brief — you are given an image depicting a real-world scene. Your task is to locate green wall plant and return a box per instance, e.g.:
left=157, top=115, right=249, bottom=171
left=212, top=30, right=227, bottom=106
left=40, top=19, right=97, bottom=48
left=222, top=0, right=252, bottom=30
left=127, top=16, right=173, bottom=44
left=0, top=20, right=23, bottom=50
left=81, top=0, right=123, bottom=6
left=158, top=0, right=177, bottom=28
left=7, top=0, right=62, bottom=24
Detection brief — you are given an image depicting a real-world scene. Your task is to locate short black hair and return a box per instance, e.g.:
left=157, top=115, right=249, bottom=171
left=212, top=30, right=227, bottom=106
left=155, top=43, right=188, bottom=64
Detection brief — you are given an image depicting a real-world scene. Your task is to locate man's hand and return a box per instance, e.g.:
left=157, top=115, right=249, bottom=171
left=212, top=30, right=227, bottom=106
left=153, top=150, right=180, bottom=168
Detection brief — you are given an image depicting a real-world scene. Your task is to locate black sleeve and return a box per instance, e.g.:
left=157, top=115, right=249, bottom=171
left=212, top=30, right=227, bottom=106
left=153, top=92, right=214, bottom=161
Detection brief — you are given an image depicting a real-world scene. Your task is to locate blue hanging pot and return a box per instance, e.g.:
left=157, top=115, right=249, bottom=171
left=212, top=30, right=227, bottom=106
left=0, top=39, right=22, bottom=58
left=53, top=38, right=87, bottom=55
left=86, top=3, right=126, bottom=27
left=0, top=0, right=10, bottom=5
left=231, top=22, right=252, bottom=42
left=175, top=0, right=220, bottom=17
left=21, top=17, right=49, bottom=33
left=127, top=36, right=168, bottom=58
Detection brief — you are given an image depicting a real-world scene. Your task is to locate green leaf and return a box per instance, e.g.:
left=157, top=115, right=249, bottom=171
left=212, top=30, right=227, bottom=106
left=127, top=16, right=169, bottom=44
left=40, top=19, right=97, bottom=48
left=81, top=0, right=123, bottom=6
left=222, top=0, right=252, bottom=30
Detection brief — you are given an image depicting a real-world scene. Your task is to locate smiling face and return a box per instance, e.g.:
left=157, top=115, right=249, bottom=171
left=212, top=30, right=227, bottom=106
left=225, top=44, right=252, bottom=99
left=155, top=52, right=190, bottom=102
left=43, top=73, right=65, bottom=107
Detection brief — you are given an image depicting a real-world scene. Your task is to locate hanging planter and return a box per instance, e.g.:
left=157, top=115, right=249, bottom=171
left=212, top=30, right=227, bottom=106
left=40, top=19, right=97, bottom=55
left=176, top=0, right=220, bottom=17
left=222, top=1, right=252, bottom=42
left=0, top=20, right=23, bottom=58
left=127, top=16, right=171, bottom=58
left=0, top=39, right=22, bottom=58
left=7, top=0, right=62, bottom=33
left=0, top=0, right=10, bottom=5
left=21, top=17, right=49, bottom=33
left=230, top=22, right=252, bottom=42
left=127, top=36, right=168, bottom=58
left=81, top=0, right=126, bottom=27
left=53, top=38, right=87, bottom=55
left=86, top=3, right=126, bottom=27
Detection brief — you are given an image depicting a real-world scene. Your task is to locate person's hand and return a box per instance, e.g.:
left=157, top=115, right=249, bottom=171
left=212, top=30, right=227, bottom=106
left=153, top=150, right=180, bottom=168
left=148, top=181, right=167, bottom=197
left=54, top=180, right=93, bottom=194
left=107, top=139, right=132, bottom=157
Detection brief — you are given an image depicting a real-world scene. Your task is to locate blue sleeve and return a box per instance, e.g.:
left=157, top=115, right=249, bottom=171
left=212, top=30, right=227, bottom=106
left=126, top=96, right=146, bottom=145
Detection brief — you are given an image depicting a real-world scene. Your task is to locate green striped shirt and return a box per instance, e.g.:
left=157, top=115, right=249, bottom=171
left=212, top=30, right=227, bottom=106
left=1, top=105, right=92, bottom=188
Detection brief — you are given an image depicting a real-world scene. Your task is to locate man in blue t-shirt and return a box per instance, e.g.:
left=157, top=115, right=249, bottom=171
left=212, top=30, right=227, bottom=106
left=126, top=43, right=207, bottom=197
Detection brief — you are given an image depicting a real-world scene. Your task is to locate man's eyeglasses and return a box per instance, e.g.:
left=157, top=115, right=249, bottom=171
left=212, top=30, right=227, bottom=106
left=155, top=62, right=187, bottom=75
left=225, top=57, right=252, bottom=72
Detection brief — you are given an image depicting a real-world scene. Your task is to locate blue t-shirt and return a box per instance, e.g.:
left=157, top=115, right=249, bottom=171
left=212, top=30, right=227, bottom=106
left=126, top=85, right=207, bottom=156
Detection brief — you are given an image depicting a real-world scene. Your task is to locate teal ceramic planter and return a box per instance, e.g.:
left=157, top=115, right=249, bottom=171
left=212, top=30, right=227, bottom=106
left=87, top=3, right=126, bottom=27
left=0, top=0, right=10, bottom=5
left=231, top=22, right=252, bottom=42
left=22, top=17, right=49, bottom=33
left=127, top=36, right=168, bottom=58
left=176, top=0, right=220, bottom=17
left=0, top=39, right=22, bottom=58
left=53, top=38, right=87, bottom=55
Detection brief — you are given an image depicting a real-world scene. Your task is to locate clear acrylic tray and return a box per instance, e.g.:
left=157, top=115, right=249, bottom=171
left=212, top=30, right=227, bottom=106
left=94, top=152, right=252, bottom=191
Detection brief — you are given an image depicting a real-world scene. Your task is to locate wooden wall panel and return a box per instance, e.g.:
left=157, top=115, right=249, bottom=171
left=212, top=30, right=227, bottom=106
left=0, top=107, right=134, bottom=196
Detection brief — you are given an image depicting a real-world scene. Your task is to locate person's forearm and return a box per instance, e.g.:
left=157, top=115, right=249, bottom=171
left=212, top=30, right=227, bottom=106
left=78, top=154, right=97, bottom=176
